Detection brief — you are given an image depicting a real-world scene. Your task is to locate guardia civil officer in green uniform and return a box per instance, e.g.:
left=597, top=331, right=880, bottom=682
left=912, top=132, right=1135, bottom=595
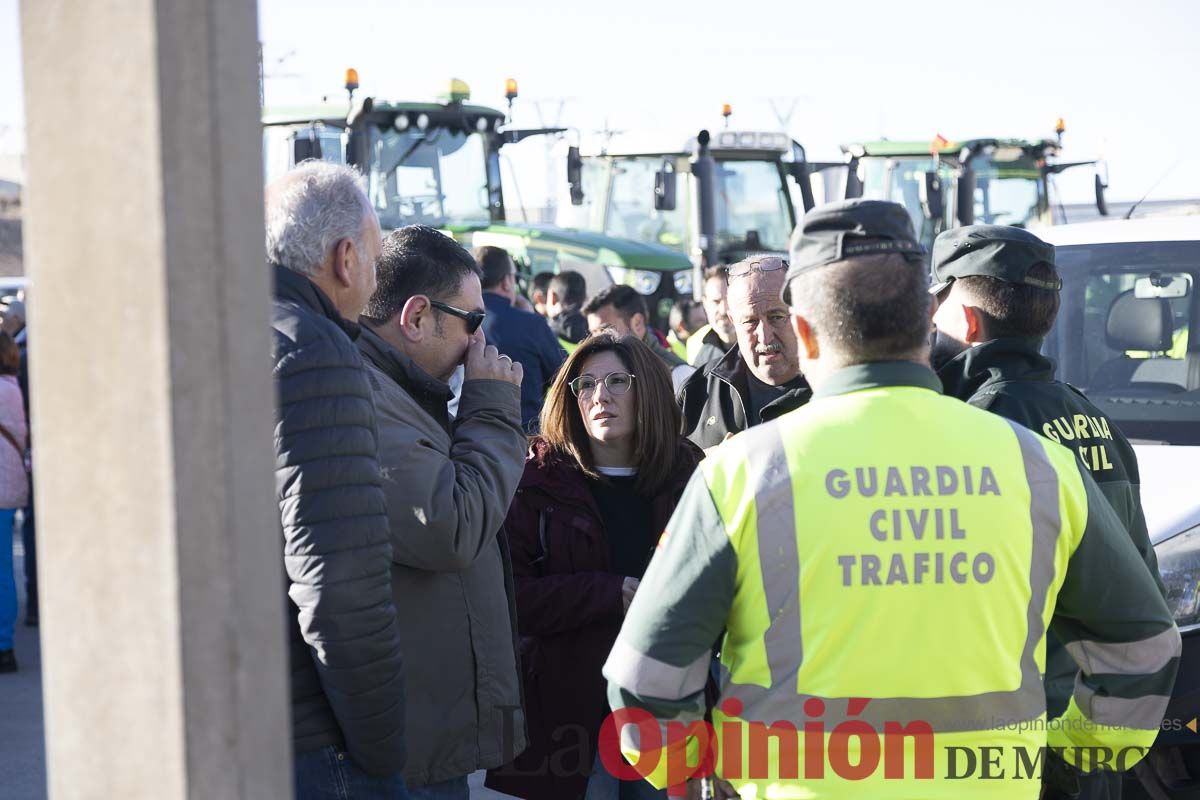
left=930, top=224, right=1166, bottom=800
left=602, top=200, right=1179, bottom=800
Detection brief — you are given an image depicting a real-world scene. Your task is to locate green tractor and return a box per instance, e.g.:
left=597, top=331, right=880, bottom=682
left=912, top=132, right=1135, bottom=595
left=557, top=118, right=821, bottom=293
left=262, top=75, right=692, bottom=325
left=836, top=124, right=1109, bottom=254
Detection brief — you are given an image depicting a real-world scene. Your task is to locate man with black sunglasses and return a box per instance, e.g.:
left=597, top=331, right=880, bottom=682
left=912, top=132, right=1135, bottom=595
left=358, top=226, right=530, bottom=800
left=476, top=245, right=568, bottom=431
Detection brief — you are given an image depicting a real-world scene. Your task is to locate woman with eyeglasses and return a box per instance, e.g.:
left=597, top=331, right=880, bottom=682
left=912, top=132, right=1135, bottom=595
left=486, top=333, right=703, bottom=800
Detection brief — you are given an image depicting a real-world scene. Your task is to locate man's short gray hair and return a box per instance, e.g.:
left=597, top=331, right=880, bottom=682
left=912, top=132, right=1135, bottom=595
left=265, top=161, right=373, bottom=276
left=787, top=253, right=930, bottom=368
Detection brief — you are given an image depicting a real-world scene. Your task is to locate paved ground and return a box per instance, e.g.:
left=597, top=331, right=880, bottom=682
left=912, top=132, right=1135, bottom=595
left=0, top=530, right=516, bottom=799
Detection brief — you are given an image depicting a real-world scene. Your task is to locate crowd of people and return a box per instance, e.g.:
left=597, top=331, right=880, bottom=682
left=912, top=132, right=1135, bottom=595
left=0, top=295, right=33, bottom=675
left=262, top=160, right=1178, bottom=800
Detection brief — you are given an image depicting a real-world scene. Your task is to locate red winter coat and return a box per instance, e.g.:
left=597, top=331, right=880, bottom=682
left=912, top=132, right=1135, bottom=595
left=486, top=437, right=703, bottom=800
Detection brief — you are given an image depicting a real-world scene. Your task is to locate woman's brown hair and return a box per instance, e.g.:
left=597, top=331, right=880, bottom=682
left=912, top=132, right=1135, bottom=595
left=539, top=333, right=682, bottom=496
left=0, top=332, right=20, bottom=376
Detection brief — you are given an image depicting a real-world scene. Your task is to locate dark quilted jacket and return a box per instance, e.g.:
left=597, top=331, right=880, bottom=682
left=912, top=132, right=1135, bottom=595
left=487, top=437, right=703, bottom=800
left=272, top=264, right=407, bottom=777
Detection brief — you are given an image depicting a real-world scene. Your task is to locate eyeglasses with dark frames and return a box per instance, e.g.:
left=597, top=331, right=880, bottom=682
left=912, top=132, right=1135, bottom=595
left=728, top=257, right=789, bottom=279
left=568, top=371, right=637, bottom=399
left=429, top=300, right=486, bottom=334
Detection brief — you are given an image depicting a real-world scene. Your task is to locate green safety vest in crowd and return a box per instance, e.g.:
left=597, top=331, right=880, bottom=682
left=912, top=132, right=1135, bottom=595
left=604, top=361, right=1178, bottom=799
left=667, top=331, right=689, bottom=362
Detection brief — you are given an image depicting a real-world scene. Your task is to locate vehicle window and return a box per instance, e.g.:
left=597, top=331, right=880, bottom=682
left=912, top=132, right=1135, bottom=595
left=1082, top=273, right=1191, bottom=361
left=969, top=156, right=1042, bottom=227
left=1048, top=240, right=1199, bottom=445
left=605, top=157, right=690, bottom=251
left=368, top=127, right=491, bottom=229
left=713, top=159, right=792, bottom=254
left=262, top=124, right=345, bottom=185
left=858, top=156, right=953, bottom=251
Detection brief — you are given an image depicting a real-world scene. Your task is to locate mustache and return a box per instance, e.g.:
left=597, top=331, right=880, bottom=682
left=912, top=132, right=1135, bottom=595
left=755, top=343, right=783, bottom=355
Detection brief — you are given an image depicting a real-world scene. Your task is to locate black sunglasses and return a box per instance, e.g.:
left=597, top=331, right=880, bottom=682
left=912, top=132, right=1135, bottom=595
left=429, top=300, right=486, bottom=334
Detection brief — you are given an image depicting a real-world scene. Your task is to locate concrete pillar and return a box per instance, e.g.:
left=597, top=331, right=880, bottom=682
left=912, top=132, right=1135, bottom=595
left=19, top=1, right=289, bottom=797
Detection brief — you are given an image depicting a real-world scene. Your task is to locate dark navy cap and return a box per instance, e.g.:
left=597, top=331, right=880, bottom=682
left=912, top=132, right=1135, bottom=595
left=930, top=225, right=1059, bottom=295
left=784, top=199, right=924, bottom=304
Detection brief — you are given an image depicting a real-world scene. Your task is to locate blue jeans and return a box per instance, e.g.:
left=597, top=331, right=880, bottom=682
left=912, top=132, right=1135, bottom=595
left=0, top=509, right=16, bottom=650
left=585, top=751, right=667, bottom=800
left=21, top=484, right=35, bottom=615
left=405, top=776, right=468, bottom=800
left=294, top=746, right=411, bottom=800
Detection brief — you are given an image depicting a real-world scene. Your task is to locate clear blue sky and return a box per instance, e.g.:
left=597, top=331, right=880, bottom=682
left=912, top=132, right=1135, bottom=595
left=3, top=0, right=1198, bottom=203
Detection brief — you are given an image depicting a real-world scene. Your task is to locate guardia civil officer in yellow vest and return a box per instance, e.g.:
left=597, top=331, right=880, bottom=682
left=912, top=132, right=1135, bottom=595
left=930, top=224, right=1166, bottom=800
left=602, top=200, right=1180, bottom=800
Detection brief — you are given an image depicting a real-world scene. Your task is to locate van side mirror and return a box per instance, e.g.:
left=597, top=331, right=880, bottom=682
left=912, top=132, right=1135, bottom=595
left=920, top=171, right=945, bottom=220
left=654, top=162, right=677, bottom=211
left=292, top=129, right=322, bottom=164
left=567, top=146, right=584, bottom=206
left=956, top=169, right=976, bottom=225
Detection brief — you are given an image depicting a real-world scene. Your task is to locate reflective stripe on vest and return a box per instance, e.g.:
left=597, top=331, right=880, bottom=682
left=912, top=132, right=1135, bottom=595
left=747, top=434, right=802, bottom=687
left=718, top=417, right=1062, bottom=733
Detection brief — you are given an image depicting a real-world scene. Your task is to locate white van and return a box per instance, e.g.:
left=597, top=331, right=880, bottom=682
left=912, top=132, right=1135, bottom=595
left=1041, top=217, right=1199, bottom=798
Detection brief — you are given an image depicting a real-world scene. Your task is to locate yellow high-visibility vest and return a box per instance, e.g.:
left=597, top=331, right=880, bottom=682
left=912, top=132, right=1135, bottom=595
left=606, top=363, right=1177, bottom=799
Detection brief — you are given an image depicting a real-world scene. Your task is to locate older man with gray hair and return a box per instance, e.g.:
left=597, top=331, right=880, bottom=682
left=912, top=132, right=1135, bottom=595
left=267, top=161, right=411, bottom=799
left=677, top=255, right=810, bottom=449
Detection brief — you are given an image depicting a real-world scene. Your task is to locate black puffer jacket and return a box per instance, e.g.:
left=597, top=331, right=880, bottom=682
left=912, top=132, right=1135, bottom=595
left=272, top=264, right=407, bottom=776
left=937, top=336, right=1165, bottom=718
left=678, top=346, right=811, bottom=448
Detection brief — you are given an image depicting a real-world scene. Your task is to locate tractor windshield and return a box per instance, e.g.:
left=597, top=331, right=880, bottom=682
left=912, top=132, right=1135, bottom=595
left=604, top=156, right=691, bottom=251
left=367, top=126, right=492, bottom=230
left=967, top=158, right=1043, bottom=227
left=713, top=159, right=792, bottom=255
left=859, top=156, right=951, bottom=248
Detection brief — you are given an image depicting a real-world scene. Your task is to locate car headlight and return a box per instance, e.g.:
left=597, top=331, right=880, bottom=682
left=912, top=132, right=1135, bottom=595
left=673, top=269, right=693, bottom=296
left=607, top=266, right=662, bottom=295
left=1155, top=525, right=1200, bottom=629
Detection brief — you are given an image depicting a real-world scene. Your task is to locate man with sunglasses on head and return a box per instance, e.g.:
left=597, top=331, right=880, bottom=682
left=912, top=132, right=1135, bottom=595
left=358, top=225, right=530, bottom=800
left=678, top=254, right=811, bottom=449
left=476, top=245, right=568, bottom=431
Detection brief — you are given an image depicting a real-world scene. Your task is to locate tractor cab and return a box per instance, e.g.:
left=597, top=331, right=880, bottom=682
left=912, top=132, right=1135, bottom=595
left=263, top=77, right=513, bottom=231
left=839, top=125, right=1108, bottom=254
left=262, top=75, right=692, bottom=326
left=560, top=109, right=821, bottom=294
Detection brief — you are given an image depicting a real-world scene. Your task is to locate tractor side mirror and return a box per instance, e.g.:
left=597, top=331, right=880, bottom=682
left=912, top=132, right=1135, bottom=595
left=920, top=171, right=945, bottom=220
left=1095, top=173, right=1109, bottom=217
left=844, top=158, right=863, bottom=199
left=567, top=146, right=584, bottom=206
left=956, top=169, right=976, bottom=225
left=788, top=162, right=817, bottom=212
left=292, top=129, right=322, bottom=165
left=654, top=162, right=677, bottom=211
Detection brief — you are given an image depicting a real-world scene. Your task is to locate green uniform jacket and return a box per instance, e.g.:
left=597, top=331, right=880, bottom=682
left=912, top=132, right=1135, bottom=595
left=938, top=337, right=1165, bottom=717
